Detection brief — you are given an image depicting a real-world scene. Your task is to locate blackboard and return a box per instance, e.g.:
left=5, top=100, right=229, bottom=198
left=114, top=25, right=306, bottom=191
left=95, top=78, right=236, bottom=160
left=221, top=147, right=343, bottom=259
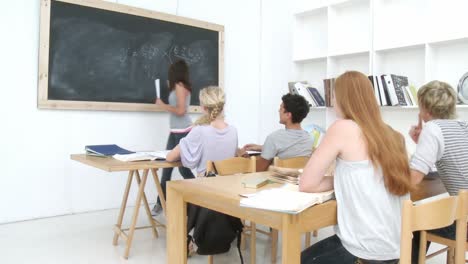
left=38, top=0, right=224, bottom=112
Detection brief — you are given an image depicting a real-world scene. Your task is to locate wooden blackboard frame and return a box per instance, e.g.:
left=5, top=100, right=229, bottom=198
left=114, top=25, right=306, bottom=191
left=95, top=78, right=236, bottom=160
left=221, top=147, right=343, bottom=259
left=38, top=0, right=224, bottom=113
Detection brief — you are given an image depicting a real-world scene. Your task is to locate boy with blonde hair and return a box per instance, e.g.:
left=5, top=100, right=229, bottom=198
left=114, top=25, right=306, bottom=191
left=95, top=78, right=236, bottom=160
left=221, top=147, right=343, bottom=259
left=409, top=80, right=468, bottom=263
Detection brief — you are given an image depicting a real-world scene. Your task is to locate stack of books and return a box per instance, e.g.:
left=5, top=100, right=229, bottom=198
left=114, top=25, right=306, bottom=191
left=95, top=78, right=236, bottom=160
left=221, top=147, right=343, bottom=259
left=268, top=166, right=301, bottom=185
left=240, top=186, right=334, bottom=214
left=85, top=144, right=134, bottom=157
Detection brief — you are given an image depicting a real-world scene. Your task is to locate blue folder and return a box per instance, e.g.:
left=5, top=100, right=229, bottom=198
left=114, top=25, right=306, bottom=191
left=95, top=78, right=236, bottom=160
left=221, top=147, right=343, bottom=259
left=85, top=144, right=134, bottom=156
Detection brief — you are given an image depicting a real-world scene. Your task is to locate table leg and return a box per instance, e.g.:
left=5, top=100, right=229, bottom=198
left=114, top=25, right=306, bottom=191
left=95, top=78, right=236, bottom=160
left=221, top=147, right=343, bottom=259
left=151, top=168, right=166, bottom=215
left=250, top=222, right=256, bottom=264
left=167, top=184, right=187, bottom=264
left=281, top=215, right=301, bottom=264
left=113, top=170, right=133, bottom=246
left=135, top=170, right=158, bottom=238
left=123, top=169, right=149, bottom=259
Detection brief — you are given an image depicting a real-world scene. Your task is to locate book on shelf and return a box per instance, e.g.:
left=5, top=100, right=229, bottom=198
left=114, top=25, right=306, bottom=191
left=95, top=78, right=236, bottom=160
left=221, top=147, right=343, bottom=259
left=113, top=150, right=170, bottom=162
left=240, top=186, right=334, bottom=214
left=403, top=85, right=413, bottom=106
left=381, top=75, right=399, bottom=106
left=85, top=144, right=134, bottom=157
left=376, top=74, right=388, bottom=106
left=407, top=85, right=418, bottom=106
left=323, top=78, right=335, bottom=107
left=368, top=75, right=383, bottom=106
left=307, top=87, right=325, bottom=107
left=390, top=74, right=410, bottom=106
left=294, top=82, right=316, bottom=107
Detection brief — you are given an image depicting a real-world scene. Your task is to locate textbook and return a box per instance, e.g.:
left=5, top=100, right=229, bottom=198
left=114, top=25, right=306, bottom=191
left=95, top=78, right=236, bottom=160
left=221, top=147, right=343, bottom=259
left=113, top=151, right=169, bottom=162
left=242, top=176, right=269, bottom=189
left=240, top=187, right=334, bottom=214
left=85, top=144, right=134, bottom=157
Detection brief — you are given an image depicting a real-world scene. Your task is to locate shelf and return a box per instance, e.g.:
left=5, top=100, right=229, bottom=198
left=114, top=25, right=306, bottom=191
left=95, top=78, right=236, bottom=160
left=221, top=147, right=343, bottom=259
left=309, top=107, right=327, bottom=110
left=294, top=5, right=328, bottom=18
left=293, top=8, right=328, bottom=62
left=293, top=56, right=327, bottom=63
left=328, top=0, right=370, bottom=56
left=374, top=43, right=425, bottom=53
left=427, top=36, right=468, bottom=47
left=328, top=51, right=370, bottom=77
left=328, top=50, right=369, bottom=58
left=427, top=39, right=468, bottom=88
left=380, top=106, right=419, bottom=110
left=374, top=46, right=425, bottom=88
left=373, top=0, right=427, bottom=50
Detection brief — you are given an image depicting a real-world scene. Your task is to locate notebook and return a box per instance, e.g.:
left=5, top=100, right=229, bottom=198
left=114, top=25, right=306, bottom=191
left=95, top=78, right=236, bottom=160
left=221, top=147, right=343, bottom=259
left=240, top=187, right=334, bottom=214
left=85, top=144, right=134, bottom=156
left=113, top=151, right=169, bottom=162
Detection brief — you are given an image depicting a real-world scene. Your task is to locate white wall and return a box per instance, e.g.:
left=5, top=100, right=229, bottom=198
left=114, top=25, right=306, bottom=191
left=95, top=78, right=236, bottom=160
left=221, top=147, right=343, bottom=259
left=0, top=0, right=261, bottom=223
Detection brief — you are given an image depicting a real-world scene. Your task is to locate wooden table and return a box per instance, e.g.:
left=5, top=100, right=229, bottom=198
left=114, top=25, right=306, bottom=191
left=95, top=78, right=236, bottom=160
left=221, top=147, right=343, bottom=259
left=70, top=154, right=181, bottom=259
left=411, top=173, right=447, bottom=201
left=166, top=172, right=338, bottom=264
left=166, top=171, right=448, bottom=264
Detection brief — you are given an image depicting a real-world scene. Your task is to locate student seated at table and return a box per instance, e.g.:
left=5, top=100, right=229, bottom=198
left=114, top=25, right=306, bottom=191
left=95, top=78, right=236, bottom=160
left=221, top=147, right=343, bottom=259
left=408, top=80, right=468, bottom=263
left=239, top=93, right=313, bottom=171
left=299, top=71, right=413, bottom=264
left=165, top=86, right=238, bottom=177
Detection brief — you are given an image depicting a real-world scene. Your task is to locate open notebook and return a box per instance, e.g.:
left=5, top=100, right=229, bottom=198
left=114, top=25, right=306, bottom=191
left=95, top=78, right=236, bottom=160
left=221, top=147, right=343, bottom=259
left=113, top=151, right=169, bottom=162
left=240, top=185, right=334, bottom=214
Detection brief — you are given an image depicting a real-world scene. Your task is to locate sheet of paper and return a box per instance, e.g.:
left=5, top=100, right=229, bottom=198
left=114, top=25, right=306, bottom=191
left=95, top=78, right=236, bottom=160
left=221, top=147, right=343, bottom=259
left=155, top=79, right=160, bottom=98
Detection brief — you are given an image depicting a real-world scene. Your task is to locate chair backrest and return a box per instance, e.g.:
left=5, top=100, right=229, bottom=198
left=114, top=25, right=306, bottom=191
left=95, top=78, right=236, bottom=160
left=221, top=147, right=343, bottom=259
left=206, top=156, right=256, bottom=176
left=400, top=194, right=459, bottom=263
left=273, top=156, right=309, bottom=169
left=454, top=190, right=468, bottom=264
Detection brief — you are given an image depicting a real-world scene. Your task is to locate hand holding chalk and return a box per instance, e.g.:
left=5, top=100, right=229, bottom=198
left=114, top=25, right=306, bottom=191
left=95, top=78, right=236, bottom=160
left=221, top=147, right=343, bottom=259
left=155, top=79, right=160, bottom=98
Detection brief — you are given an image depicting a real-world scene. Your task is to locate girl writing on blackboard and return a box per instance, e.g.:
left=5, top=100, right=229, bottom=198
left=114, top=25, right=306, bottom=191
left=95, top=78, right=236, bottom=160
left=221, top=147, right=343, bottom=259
left=153, top=59, right=194, bottom=215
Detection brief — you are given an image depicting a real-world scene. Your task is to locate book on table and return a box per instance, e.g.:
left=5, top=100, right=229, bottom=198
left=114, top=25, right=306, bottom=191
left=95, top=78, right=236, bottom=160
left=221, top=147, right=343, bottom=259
left=85, top=144, right=134, bottom=157
left=240, top=185, right=334, bottom=214
left=113, top=150, right=170, bottom=162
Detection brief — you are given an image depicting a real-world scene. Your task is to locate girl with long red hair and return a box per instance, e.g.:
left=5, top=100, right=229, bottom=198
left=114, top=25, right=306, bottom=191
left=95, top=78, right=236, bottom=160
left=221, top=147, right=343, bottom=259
left=300, top=71, right=412, bottom=264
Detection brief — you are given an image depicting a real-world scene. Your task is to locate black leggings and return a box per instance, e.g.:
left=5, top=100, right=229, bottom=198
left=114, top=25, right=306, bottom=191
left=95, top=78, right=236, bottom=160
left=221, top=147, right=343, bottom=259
left=157, top=132, right=195, bottom=206
left=301, top=235, right=399, bottom=264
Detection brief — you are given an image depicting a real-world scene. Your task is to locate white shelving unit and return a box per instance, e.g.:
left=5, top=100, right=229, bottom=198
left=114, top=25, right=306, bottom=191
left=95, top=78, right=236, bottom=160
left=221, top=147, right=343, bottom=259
left=293, top=0, right=468, bottom=136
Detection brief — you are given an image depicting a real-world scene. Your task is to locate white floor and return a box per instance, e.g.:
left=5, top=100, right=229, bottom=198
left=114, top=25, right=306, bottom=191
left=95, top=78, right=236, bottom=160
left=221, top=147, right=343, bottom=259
left=0, top=207, right=448, bottom=264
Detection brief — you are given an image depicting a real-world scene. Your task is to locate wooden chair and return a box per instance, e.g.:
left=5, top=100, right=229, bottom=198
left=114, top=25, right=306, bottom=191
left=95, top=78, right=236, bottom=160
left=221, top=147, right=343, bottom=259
left=271, top=156, right=313, bottom=261
left=400, top=193, right=461, bottom=264
left=420, top=190, right=468, bottom=264
left=205, top=156, right=256, bottom=264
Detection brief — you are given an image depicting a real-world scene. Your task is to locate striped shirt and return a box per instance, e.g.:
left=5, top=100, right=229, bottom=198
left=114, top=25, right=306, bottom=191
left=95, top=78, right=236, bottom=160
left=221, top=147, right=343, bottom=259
left=410, top=119, right=468, bottom=195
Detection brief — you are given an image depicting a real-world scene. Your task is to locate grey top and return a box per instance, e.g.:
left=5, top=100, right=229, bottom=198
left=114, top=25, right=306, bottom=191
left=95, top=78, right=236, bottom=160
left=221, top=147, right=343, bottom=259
left=168, top=90, right=192, bottom=130
left=179, top=124, right=238, bottom=175
left=261, top=129, right=314, bottom=160
left=410, top=119, right=468, bottom=195
left=334, top=158, right=408, bottom=260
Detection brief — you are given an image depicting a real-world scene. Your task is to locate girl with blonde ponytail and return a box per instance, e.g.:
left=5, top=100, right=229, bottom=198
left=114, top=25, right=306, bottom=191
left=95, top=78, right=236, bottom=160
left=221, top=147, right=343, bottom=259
left=166, top=86, right=238, bottom=177
left=193, top=86, right=225, bottom=126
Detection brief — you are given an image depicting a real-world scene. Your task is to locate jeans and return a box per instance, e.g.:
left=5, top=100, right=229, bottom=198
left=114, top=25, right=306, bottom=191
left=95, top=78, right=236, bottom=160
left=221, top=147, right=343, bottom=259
left=157, top=132, right=195, bottom=206
left=301, top=235, right=399, bottom=264
left=411, top=223, right=467, bottom=264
